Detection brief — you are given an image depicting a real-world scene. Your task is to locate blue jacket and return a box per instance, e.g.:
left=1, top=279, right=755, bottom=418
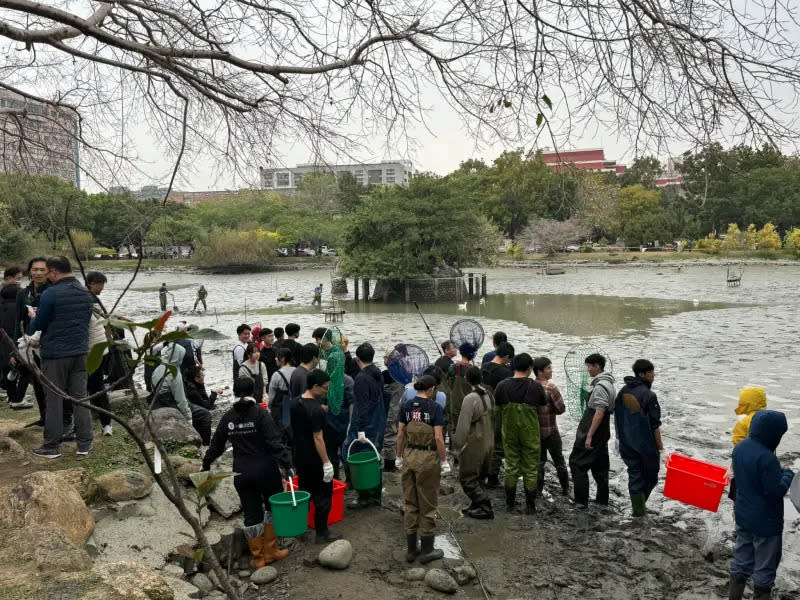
left=732, top=410, right=794, bottom=537
left=27, top=277, right=94, bottom=360
left=615, top=376, right=661, bottom=460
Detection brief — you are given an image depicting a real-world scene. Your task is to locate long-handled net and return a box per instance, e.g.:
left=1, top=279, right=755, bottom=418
left=449, top=319, right=485, bottom=351
left=386, top=343, right=429, bottom=385
left=563, top=344, right=613, bottom=419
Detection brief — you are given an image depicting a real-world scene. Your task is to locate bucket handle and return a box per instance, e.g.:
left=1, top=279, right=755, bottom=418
left=287, top=473, right=297, bottom=507
left=347, top=435, right=381, bottom=462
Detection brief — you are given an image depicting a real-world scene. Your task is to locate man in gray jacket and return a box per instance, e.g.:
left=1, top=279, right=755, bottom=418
left=568, top=353, right=616, bottom=508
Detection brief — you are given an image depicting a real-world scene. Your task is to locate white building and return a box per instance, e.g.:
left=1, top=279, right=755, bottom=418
left=260, top=160, right=413, bottom=192
left=0, top=90, right=80, bottom=187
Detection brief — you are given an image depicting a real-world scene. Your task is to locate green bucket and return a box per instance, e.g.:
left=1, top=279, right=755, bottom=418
left=348, top=450, right=381, bottom=490
left=269, top=490, right=311, bottom=537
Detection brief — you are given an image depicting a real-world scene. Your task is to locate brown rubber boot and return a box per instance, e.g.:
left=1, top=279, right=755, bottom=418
left=247, top=536, right=267, bottom=569
left=262, top=523, right=289, bottom=564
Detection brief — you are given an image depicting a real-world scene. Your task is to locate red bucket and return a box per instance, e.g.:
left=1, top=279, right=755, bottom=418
left=663, top=453, right=729, bottom=512
left=286, top=476, right=346, bottom=528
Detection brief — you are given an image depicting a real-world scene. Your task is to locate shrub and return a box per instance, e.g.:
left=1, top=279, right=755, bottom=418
left=579, top=245, right=593, bottom=253
left=695, top=233, right=721, bottom=254
left=194, top=228, right=277, bottom=265
left=784, top=228, right=800, bottom=255
left=757, top=223, right=782, bottom=250
left=720, top=223, right=742, bottom=250
left=506, top=242, right=523, bottom=260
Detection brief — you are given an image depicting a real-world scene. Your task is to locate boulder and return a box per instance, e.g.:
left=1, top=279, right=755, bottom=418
left=166, top=455, right=203, bottom=483
left=93, top=470, right=154, bottom=502
left=453, top=564, right=477, bottom=585
left=191, top=572, right=215, bottom=593
left=406, top=567, right=427, bottom=581
left=318, top=539, right=353, bottom=570
left=30, top=524, right=93, bottom=572
left=250, top=566, right=278, bottom=584
left=0, top=435, right=26, bottom=462
left=161, top=563, right=185, bottom=579
left=94, top=561, right=174, bottom=600
left=130, top=408, right=201, bottom=445
left=206, top=475, right=241, bottom=518
left=0, top=419, right=25, bottom=438
left=425, top=569, right=458, bottom=594
left=0, top=470, right=94, bottom=545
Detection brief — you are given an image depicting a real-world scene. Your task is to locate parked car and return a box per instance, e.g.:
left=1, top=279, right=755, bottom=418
left=320, top=246, right=338, bottom=256
left=565, top=245, right=580, bottom=252
left=296, top=248, right=316, bottom=257
left=276, top=247, right=289, bottom=257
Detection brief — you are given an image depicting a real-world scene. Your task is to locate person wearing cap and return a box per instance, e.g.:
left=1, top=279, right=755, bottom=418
left=291, top=368, right=342, bottom=543
left=396, top=374, right=448, bottom=563
left=203, top=377, right=292, bottom=567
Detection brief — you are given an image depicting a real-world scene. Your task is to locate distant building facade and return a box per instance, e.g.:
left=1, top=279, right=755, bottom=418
left=0, top=90, right=80, bottom=187
left=259, top=160, right=413, bottom=193
left=109, top=185, right=256, bottom=205
left=538, top=148, right=626, bottom=175
left=655, top=156, right=684, bottom=187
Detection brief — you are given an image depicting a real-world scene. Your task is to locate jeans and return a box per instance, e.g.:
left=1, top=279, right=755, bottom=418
left=730, top=526, right=782, bottom=589
left=41, top=355, right=93, bottom=452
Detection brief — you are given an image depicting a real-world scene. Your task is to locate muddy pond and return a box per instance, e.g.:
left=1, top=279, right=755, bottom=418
left=103, top=262, right=800, bottom=588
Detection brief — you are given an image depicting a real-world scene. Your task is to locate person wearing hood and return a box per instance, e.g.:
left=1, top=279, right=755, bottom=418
left=151, top=343, right=212, bottom=446
left=614, top=359, right=663, bottom=517
left=319, top=329, right=349, bottom=480
left=728, top=410, right=794, bottom=600
left=569, top=353, right=616, bottom=508
left=342, top=342, right=391, bottom=508
left=728, top=387, right=768, bottom=503
left=203, top=377, right=292, bottom=567
left=493, top=353, right=547, bottom=514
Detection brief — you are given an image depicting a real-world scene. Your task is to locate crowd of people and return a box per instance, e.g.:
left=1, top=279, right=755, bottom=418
left=0, top=263, right=795, bottom=596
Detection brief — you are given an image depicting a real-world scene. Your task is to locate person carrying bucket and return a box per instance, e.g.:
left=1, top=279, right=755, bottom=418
left=396, top=374, right=449, bottom=564
left=614, top=359, right=664, bottom=517
left=202, top=377, right=292, bottom=567
left=291, top=368, right=342, bottom=543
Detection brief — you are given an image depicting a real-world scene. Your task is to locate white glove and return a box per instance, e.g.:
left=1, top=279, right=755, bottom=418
left=322, top=461, right=334, bottom=483
left=358, top=431, right=367, bottom=443
left=396, top=457, right=404, bottom=470
left=441, top=461, right=451, bottom=475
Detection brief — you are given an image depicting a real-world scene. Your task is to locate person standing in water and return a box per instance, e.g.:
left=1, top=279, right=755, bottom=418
left=194, top=285, right=208, bottom=312
left=396, top=374, right=448, bottom=564
left=158, top=283, right=168, bottom=312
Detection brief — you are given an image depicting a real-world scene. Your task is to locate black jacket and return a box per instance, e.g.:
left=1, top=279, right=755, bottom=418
left=14, top=280, right=50, bottom=340
left=185, top=379, right=217, bottom=410
left=0, top=284, right=20, bottom=365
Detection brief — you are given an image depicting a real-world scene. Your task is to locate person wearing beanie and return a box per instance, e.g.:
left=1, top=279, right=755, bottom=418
left=291, top=368, right=342, bottom=543
left=203, top=377, right=292, bottom=568
left=396, top=374, right=448, bottom=563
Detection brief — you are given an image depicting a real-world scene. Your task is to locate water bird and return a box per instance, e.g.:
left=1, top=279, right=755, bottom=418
left=479, top=297, right=486, bottom=305
left=457, top=302, right=468, bottom=311
left=693, top=299, right=700, bottom=305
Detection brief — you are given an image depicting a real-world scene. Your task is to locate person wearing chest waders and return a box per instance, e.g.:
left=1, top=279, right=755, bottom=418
left=396, top=375, right=449, bottom=564
left=453, top=366, right=495, bottom=520
left=203, top=377, right=292, bottom=567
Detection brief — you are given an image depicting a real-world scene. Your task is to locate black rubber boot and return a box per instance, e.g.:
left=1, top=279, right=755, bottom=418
left=405, top=533, right=419, bottom=563
left=752, top=586, right=772, bottom=600
left=525, top=489, right=537, bottom=515
left=418, top=535, right=444, bottom=564
left=466, top=499, right=494, bottom=520
left=537, top=468, right=545, bottom=493
left=557, top=469, right=570, bottom=495
left=728, top=575, right=747, bottom=600
left=505, top=486, right=517, bottom=512
left=461, top=500, right=478, bottom=516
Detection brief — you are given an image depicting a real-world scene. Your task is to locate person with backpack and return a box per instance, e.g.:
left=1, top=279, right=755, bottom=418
left=232, top=324, right=251, bottom=384
left=239, top=343, right=268, bottom=404
left=267, top=348, right=296, bottom=448
left=203, top=377, right=292, bottom=567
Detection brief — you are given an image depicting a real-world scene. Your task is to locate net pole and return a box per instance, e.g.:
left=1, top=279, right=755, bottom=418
left=413, top=301, right=442, bottom=355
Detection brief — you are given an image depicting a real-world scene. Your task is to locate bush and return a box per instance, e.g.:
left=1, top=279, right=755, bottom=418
left=784, top=228, right=800, bottom=255
left=758, top=223, right=782, bottom=250
left=194, top=228, right=277, bottom=265
left=0, top=221, right=48, bottom=262
left=720, top=223, right=742, bottom=250
left=579, top=245, right=593, bottom=253
left=695, top=233, right=721, bottom=254
left=506, top=242, right=523, bottom=260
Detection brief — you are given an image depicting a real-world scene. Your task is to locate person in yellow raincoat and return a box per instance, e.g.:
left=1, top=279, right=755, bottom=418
left=729, top=386, right=767, bottom=502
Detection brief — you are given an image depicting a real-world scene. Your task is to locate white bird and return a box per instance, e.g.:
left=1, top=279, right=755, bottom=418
left=457, top=302, right=468, bottom=311
left=479, top=297, right=486, bottom=305
left=693, top=299, right=700, bottom=305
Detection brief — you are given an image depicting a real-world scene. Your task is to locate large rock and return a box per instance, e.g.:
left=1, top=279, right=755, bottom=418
left=92, top=561, right=174, bottom=600
left=0, top=470, right=94, bottom=545
left=318, top=539, right=353, bottom=570
left=30, top=524, right=93, bottom=572
left=250, top=566, right=278, bottom=584
left=0, top=419, right=25, bottom=438
left=191, top=572, right=215, bottom=593
left=0, top=435, right=26, bottom=462
left=453, top=564, right=477, bottom=585
left=93, top=470, right=153, bottom=502
left=425, top=569, right=458, bottom=594
left=406, top=567, right=427, bottom=581
left=130, top=408, right=201, bottom=445
left=207, top=475, right=241, bottom=518
left=167, top=455, right=203, bottom=483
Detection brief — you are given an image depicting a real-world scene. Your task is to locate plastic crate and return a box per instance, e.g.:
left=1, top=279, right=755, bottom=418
left=663, top=453, right=729, bottom=512
left=287, top=476, right=345, bottom=528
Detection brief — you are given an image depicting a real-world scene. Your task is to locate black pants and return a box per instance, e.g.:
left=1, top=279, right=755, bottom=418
left=17, top=358, right=71, bottom=425
left=324, top=424, right=346, bottom=481
left=234, top=463, right=283, bottom=527
left=1, top=364, right=17, bottom=401
left=569, top=443, right=610, bottom=506
left=539, top=431, right=569, bottom=491
left=87, top=360, right=111, bottom=427
left=297, top=458, right=333, bottom=533
left=190, top=402, right=212, bottom=445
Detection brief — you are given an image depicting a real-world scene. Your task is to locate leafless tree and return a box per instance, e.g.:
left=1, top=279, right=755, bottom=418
left=523, top=216, right=588, bottom=255
left=1, top=0, right=800, bottom=192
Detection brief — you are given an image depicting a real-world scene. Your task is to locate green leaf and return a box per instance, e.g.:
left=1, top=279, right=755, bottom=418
left=144, top=355, right=162, bottom=366
left=503, top=99, right=512, bottom=108
left=106, top=316, right=161, bottom=331
left=536, top=113, right=544, bottom=127
left=192, top=549, right=205, bottom=562
left=542, top=94, right=552, bottom=109
left=157, top=331, right=190, bottom=344
left=87, top=342, right=110, bottom=374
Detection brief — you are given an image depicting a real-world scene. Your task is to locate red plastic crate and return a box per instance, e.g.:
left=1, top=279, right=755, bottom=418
left=287, top=476, right=345, bottom=528
left=663, top=453, right=729, bottom=512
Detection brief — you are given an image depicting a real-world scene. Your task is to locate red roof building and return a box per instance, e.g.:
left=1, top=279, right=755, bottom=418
left=538, top=148, right=626, bottom=175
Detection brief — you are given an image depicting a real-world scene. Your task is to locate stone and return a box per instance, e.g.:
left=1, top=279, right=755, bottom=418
left=406, top=567, right=427, bottom=581
left=108, top=389, right=136, bottom=410
left=93, top=470, right=154, bottom=502
left=85, top=534, right=103, bottom=558
left=318, top=539, right=353, bottom=570
left=250, top=566, right=279, bottom=584
left=14, top=524, right=93, bottom=573
left=0, top=419, right=26, bottom=438
left=162, top=564, right=185, bottom=578
left=191, top=572, right=215, bottom=593
left=207, top=568, right=220, bottom=588
left=0, top=469, right=94, bottom=545
left=137, top=501, right=156, bottom=517
left=130, top=408, right=202, bottom=445
left=238, top=570, right=250, bottom=578
left=453, top=564, right=477, bottom=585
left=0, top=435, right=26, bottom=462
left=95, top=561, right=175, bottom=600
left=113, top=501, right=141, bottom=520
left=167, top=455, right=203, bottom=483
left=425, top=569, right=458, bottom=594
left=206, top=475, right=241, bottom=518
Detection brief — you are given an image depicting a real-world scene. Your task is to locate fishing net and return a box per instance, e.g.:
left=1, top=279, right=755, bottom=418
left=386, top=343, right=430, bottom=385
left=449, top=319, right=485, bottom=350
left=320, top=326, right=345, bottom=415
left=563, top=344, right=613, bottom=419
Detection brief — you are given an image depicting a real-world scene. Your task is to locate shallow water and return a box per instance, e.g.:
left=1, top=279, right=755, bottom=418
left=96, top=262, right=800, bottom=584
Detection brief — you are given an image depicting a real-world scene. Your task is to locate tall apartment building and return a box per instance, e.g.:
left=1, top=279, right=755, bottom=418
left=0, top=90, right=80, bottom=187
left=538, top=148, right=626, bottom=175
left=259, top=160, right=413, bottom=192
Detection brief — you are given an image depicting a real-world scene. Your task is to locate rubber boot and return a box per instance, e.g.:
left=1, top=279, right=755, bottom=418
left=525, top=489, right=537, bottom=515
left=418, top=535, right=444, bottom=564
left=405, top=533, right=419, bottom=563
left=467, top=499, right=494, bottom=520
left=505, top=487, right=517, bottom=512
left=537, top=469, right=545, bottom=493
left=261, top=523, right=289, bottom=564
left=461, top=499, right=478, bottom=516
left=752, top=586, right=772, bottom=600
left=557, top=469, right=570, bottom=496
left=246, top=536, right=266, bottom=569
left=631, top=494, right=646, bottom=517
left=728, top=575, right=747, bottom=600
